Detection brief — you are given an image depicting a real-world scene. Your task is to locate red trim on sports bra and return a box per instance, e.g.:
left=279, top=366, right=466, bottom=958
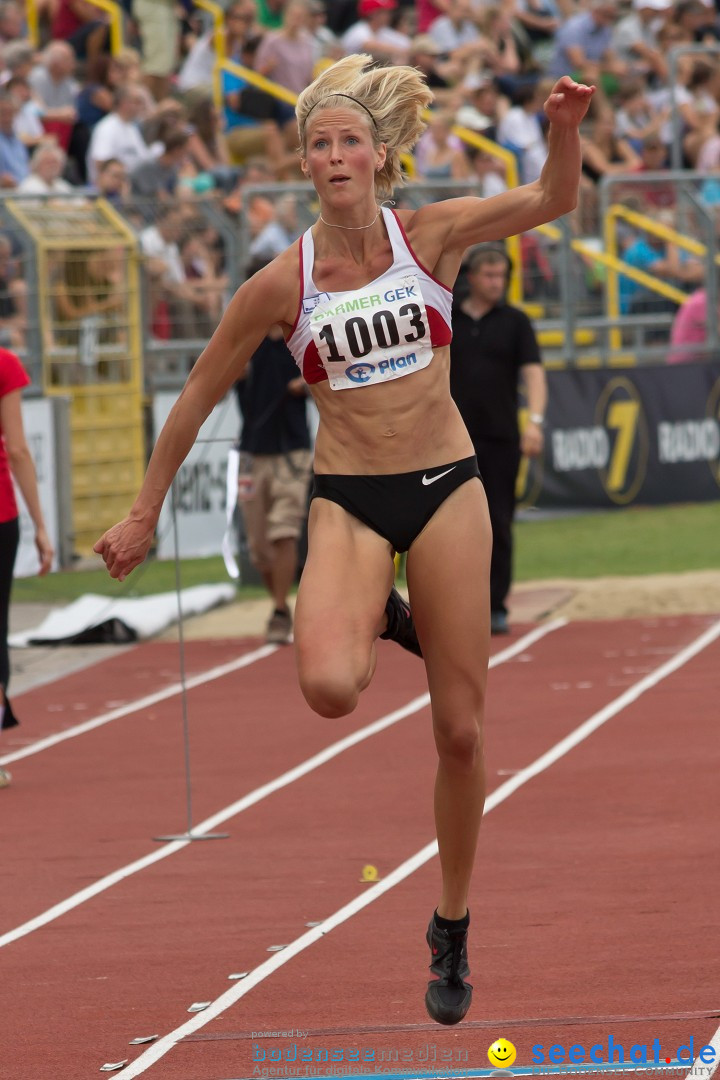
left=302, top=340, right=327, bottom=384
left=427, top=305, right=452, bottom=346
left=285, top=239, right=304, bottom=342
left=391, top=210, right=454, bottom=296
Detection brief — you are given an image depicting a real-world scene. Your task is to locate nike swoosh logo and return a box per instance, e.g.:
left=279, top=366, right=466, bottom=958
left=421, top=466, right=456, bottom=486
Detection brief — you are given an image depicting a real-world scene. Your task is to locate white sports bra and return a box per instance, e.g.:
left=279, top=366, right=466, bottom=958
left=286, top=207, right=453, bottom=391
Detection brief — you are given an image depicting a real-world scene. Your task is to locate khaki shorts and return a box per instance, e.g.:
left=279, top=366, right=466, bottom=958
left=133, top=0, right=179, bottom=77
left=240, top=450, right=312, bottom=571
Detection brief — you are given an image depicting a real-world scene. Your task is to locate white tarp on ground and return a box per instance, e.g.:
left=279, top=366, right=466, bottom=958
left=9, top=585, right=236, bottom=647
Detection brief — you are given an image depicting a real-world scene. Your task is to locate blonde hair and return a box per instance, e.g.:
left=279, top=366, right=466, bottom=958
left=297, top=55, right=433, bottom=199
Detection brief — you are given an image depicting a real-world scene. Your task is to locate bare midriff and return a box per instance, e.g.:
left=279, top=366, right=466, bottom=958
left=306, top=345, right=474, bottom=475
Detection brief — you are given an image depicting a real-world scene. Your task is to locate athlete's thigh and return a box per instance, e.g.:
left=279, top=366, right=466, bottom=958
left=405, top=479, right=492, bottom=718
left=295, top=497, right=395, bottom=670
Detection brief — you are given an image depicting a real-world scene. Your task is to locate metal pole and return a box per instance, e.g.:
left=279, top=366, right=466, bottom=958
left=669, top=46, right=680, bottom=173
left=688, top=191, right=718, bottom=356
left=558, top=216, right=576, bottom=366
left=153, top=477, right=229, bottom=842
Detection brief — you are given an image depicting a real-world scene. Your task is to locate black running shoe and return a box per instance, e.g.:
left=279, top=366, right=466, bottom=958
left=379, top=586, right=422, bottom=657
left=1, top=695, right=18, bottom=730
left=425, top=914, right=473, bottom=1025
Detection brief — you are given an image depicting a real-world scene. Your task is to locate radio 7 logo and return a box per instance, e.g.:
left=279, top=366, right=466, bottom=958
left=595, top=377, right=648, bottom=505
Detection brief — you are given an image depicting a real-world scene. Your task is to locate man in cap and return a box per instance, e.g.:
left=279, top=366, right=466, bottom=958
left=341, top=0, right=412, bottom=65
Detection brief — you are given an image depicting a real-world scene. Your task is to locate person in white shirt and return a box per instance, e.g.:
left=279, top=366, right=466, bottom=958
left=249, top=192, right=301, bottom=261
left=139, top=207, right=185, bottom=287
left=86, top=85, right=155, bottom=185
left=611, top=0, right=671, bottom=82
left=341, top=0, right=411, bottom=65
left=428, top=0, right=490, bottom=66
left=17, top=142, right=74, bottom=194
left=0, top=41, right=35, bottom=87
left=27, top=41, right=80, bottom=125
left=497, top=83, right=548, bottom=184
left=177, top=0, right=258, bottom=94
left=6, top=76, right=45, bottom=149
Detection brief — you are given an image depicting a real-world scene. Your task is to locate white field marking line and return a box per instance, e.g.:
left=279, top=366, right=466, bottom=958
left=114, top=616, right=720, bottom=1080
left=0, top=620, right=565, bottom=951
left=0, top=644, right=279, bottom=767
left=685, top=1023, right=720, bottom=1080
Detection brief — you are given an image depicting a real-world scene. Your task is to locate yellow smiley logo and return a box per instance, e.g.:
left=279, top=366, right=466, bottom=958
left=488, top=1039, right=517, bottom=1068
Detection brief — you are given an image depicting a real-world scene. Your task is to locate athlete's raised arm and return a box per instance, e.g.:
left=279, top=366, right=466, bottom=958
left=413, top=77, right=595, bottom=259
left=94, top=253, right=298, bottom=581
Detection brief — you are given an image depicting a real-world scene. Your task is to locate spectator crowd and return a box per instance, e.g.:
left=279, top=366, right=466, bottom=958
left=0, top=0, right=719, bottom=350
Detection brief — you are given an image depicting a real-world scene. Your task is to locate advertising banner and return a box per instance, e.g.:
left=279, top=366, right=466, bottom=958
left=154, top=390, right=242, bottom=561
left=14, top=398, right=60, bottom=577
left=518, top=363, right=720, bottom=509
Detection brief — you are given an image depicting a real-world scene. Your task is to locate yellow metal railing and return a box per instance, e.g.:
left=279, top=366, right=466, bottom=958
left=88, top=0, right=124, bottom=54
left=195, top=0, right=226, bottom=108
left=25, top=0, right=123, bottom=52
left=202, top=32, right=526, bottom=308
left=535, top=219, right=690, bottom=361
left=26, top=0, right=39, bottom=45
left=5, top=196, right=144, bottom=553
left=451, top=123, right=522, bottom=303
left=195, top=0, right=225, bottom=55
left=218, top=59, right=418, bottom=174
left=604, top=203, right=712, bottom=351
left=213, top=55, right=525, bottom=295
left=220, top=57, right=298, bottom=107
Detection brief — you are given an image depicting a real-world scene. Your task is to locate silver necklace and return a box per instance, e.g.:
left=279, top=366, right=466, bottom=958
left=319, top=209, right=380, bottom=231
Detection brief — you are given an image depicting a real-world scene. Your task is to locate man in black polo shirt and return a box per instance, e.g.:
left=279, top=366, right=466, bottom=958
left=450, top=244, right=547, bottom=635
left=235, top=325, right=312, bottom=645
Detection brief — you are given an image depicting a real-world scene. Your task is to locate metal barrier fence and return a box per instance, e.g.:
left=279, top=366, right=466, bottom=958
left=3, top=175, right=718, bottom=561
left=5, top=177, right=718, bottom=393
left=121, top=195, right=241, bottom=385
left=599, top=172, right=720, bottom=365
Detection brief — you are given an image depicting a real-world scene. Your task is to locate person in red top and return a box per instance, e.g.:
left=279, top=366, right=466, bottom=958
left=51, top=0, right=109, bottom=62
left=0, top=349, right=54, bottom=788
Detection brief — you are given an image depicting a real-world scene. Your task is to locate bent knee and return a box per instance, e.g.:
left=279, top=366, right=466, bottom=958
left=298, top=670, right=360, bottom=719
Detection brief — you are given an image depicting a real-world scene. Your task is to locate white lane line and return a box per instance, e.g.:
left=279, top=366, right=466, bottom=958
left=0, top=644, right=279, bottom=767
left=113, top=616, right=720, bottom=1079
left=0, top=620, right=565, bottom=950
left=685, top=1024, right=720, bottom=1080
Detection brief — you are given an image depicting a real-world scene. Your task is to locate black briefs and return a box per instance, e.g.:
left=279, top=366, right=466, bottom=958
left=311, top=455, right=481, bottom=553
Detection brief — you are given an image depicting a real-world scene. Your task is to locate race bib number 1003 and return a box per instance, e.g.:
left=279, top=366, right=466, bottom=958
left=308, top=274, right=434, bottom=391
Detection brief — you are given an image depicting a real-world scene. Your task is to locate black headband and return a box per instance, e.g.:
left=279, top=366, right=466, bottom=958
left=303, top=93, right=379, bottom=132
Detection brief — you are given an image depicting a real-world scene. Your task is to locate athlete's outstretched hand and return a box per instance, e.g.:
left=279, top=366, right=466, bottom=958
left=93, top=516, right=155, bottom=581
left=544, top=76, right=595, bottom=128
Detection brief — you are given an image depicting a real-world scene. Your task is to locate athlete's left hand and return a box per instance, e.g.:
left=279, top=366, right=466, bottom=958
left=521, top=420, right=544, bottom=458
left=544, top=76, right=595, bottom=127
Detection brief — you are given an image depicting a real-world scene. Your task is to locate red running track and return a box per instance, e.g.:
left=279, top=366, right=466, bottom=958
left=1, top=615, right=719, bottom=1080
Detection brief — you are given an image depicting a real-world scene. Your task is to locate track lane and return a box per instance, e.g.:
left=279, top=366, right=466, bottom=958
left=0, top=639, right=277, bottom=767
left=3, top=618, right=717, bottom=1078
left=154, top=629, right=720, bottom=1079
left=0, top=639, right=426, bottom=932
left=1, top=624, right=563, bottom=936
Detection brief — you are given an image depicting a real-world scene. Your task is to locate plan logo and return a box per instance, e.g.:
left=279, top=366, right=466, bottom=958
left=345, top=362, right=375, bottom=383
